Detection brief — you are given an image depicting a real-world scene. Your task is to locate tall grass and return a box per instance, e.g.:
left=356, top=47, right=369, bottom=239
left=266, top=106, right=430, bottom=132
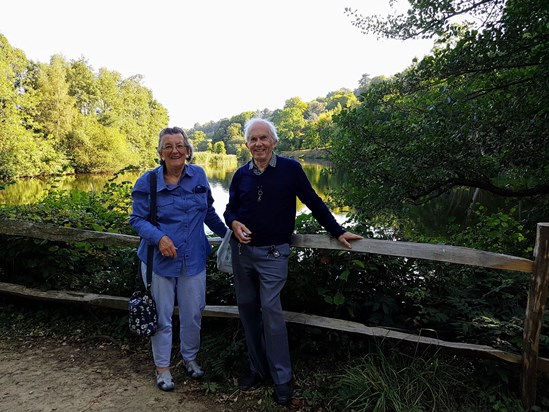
left=331, top=345, right=466, bottom=411
left=193, top=152, right=238, bottom=166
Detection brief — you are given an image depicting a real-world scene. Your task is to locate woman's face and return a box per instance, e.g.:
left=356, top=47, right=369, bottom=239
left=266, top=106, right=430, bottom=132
left=159, top=133, right=188, bottom=171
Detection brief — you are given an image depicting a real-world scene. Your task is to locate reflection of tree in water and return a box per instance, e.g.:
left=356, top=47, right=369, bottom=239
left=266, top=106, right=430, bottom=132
left=404, top=187, right=526, bottom=238
left=2, top=164, right=524, bottom=237
left=0, top=172, right=141, bottom=206
left=1, top=160, right=347, bottom=210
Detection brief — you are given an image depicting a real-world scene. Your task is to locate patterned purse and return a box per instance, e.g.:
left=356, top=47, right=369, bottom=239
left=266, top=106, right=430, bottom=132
left=128, top=171, right=158, bottom=337
left=128, top=267, right=157, bottom=337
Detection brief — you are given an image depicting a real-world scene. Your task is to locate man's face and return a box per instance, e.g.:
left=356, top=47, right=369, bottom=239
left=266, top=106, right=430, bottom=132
left=246, top=122, right=277, bottom=164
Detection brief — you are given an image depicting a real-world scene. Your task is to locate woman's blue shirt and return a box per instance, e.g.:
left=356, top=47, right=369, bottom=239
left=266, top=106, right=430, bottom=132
left=130, top=164, right=227, bottom=277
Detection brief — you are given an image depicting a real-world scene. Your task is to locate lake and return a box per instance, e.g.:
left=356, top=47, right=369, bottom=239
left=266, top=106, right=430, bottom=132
left=1, top=159, right=514, bottom=235
left=0, top=159, right=350, bottom=223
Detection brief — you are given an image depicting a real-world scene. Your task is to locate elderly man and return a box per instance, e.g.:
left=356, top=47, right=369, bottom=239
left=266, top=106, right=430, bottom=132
left=224, top=118, right=362, bottom=405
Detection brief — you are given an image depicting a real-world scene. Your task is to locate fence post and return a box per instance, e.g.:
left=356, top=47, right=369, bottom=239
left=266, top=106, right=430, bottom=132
left=522, top=223, right=549, bottom=410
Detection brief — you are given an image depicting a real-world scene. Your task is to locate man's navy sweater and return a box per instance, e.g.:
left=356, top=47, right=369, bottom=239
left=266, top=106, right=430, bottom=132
left=224, top=155, right=345, bottom=246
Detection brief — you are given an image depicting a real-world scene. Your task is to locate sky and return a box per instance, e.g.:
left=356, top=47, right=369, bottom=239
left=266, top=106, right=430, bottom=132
left=0, top=0, right=434, bottom=129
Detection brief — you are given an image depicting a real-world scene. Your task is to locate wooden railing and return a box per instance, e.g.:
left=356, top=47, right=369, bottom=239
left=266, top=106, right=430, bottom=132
left=0, top=218, right=547, bottom=410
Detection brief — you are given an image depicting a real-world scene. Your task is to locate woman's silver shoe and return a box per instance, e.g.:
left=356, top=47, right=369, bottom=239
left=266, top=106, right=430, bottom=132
left=156, top=370, right=175, bottom=391
left=185, top=360, right=204, bottom=379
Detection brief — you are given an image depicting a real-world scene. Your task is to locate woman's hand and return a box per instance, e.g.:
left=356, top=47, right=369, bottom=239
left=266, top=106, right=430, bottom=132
left=158, top=235, right=178, bottom=258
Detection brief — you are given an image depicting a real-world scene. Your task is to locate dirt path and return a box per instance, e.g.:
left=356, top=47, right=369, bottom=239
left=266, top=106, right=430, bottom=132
left=0, top=337, right=228, bottom=412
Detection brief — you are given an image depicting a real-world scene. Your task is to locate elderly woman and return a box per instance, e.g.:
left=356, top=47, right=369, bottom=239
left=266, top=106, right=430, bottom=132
left=130, top=127, right=228, bottom=391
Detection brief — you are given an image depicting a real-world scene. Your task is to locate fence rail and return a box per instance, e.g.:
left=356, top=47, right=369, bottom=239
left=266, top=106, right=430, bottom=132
left=0, top=218, right=547, bottom=410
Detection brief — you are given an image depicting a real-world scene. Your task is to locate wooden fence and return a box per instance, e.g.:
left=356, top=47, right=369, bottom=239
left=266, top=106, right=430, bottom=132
left=0, top=218, right=548, bottom=410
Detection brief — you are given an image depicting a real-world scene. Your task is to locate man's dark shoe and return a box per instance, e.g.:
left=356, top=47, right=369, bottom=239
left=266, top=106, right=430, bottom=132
left=273, top=381, right=293, bottom=406
left=238, top=372, right=263, bottom=391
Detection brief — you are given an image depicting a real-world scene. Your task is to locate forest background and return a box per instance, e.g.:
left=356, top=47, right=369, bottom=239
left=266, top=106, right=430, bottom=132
left=1, top=0, right=549, bottom=410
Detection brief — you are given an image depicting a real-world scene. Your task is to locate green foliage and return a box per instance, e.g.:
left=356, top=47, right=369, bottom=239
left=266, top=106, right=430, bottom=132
left=235, top=144, right=251, bottom=162
left=212, top=141, right=226, bottom=155
left=287, top=214, right=420, bottom=327
left=1, top=189, right=546, bottom=409
left=192, top=152, right=238, bottom=168
left=0, top=179, right=541, bottom=360
left=199, top=319, right=246, bottom=381
left=449, top=207, right=531, bottom=256
left=333, top=349, right=463, bottom=411
left=0, top=169, right=137, bottom=294
left=0, top=36, right=168, bottom=179
left=334, top=0, right=549, bottom=222
left=397, top=207, right=535, bottom=352
left=272, top=97, right=308, bottom=151
left=327, top=0, right=548, bottom=358
left=330, top=344, right=526, bottom=412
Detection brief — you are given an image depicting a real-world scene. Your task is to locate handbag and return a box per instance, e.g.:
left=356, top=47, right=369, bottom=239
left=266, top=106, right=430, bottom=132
left=128, top=172, right=158, bottom=337
left=128, top=265, right=158, bottom=337
left=216, top=229, right=233, bottom=274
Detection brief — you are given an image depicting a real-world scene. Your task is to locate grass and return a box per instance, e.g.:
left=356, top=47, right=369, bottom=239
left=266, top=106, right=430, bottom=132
left=330, top=348, right=463, bottom=411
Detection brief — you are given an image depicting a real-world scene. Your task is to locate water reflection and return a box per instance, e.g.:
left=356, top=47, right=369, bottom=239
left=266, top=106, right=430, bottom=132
left=0, top=160, right=348, bottom=223
left=0, top=161, right=518, bottom=235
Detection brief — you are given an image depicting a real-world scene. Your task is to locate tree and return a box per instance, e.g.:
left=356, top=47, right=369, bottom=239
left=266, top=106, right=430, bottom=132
left=67, top=57, right=99, bottom=116
left=325, top=88, right=359, bottom=111
left=212, top=118, right=231, bottom=144
left=355, top=74, right=389, bottom=100
left=0, top=36, right=66, bottom=178
left=35, top=55, right=76, bottom=142
left=117, top=74, right=167, bottom=164
left=303, top=112, right=335, bottom=149
left=213, top=141, right=226, bottom=155
left=333, top=0, right=549, bottom=220
left=304, top=99, right=327, bottom=121
left=95, top=68, right=123, bottom=127
left=190, top=130, right=207, bottom=151
left=65, top=117, right=135, bottom=173
left=225, top=122, right=245, bottom=154
left=0, top=34, right=169, bottom=178
left=273, top=97, right=307, bottom=150
left=236, top=144, right=251, bottom=162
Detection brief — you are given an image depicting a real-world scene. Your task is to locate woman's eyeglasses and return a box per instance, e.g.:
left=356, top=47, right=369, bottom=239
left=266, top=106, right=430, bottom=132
left=161, top=144, right=187, bottom=152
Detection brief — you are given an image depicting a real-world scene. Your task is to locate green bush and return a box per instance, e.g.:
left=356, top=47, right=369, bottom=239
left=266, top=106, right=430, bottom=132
left=0, top=169, right=137, bottom=295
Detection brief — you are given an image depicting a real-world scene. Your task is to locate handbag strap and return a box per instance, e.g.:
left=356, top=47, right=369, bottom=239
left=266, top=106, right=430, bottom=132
left=145, top=171, right=157, bottom=289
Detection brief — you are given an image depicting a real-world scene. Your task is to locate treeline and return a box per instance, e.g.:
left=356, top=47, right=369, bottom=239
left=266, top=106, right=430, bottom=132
left=0, top=33, right=388, bottom=179
left=0, top=34, right=169, bottom=179
left=185, top=78, right=385, bottom=159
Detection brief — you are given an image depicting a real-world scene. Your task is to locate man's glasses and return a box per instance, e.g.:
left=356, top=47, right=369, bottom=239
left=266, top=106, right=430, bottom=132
left=161, top=144, right=187, bottom=152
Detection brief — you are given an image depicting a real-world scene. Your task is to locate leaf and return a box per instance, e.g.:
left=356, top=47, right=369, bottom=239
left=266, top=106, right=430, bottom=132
left=333, top=292, right=346, bottom=306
